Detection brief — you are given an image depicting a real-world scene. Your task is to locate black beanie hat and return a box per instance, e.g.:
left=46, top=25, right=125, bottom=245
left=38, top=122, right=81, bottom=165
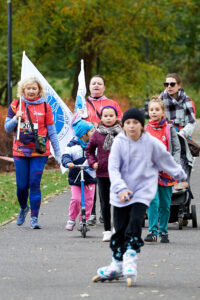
left=122, top=108, right=145, bottom=127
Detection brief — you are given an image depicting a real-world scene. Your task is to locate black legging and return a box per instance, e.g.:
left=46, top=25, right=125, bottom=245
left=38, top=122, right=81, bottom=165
left=110, top=203, right=147, bottom=260
left=91, top=185, right=97, bottom=215
left=97, top=177, right=111, bottom=231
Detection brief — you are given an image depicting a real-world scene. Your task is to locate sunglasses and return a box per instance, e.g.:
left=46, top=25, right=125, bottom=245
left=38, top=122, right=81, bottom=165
left=163, top=82, right=177, bottom=87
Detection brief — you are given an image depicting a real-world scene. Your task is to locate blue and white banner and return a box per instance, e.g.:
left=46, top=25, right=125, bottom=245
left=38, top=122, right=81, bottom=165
left=74, top=59, right=88, bottom=118
left=21, top=51, right=74, bottom=172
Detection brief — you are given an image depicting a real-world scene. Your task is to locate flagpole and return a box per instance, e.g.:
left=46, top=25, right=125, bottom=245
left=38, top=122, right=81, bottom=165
left=16, top=51, right=25, bottom=141
left=16, top=96, right=21, bottom=140
left=7, top=0, right=12, bottom=105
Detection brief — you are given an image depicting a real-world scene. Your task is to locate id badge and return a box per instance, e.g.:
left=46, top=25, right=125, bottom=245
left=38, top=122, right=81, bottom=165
left=20, top=122, right=38, bottom=130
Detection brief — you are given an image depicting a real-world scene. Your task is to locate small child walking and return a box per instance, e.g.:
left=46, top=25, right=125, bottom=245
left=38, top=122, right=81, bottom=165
left=93, top=108, right=186, bottom=286
left=144, top=96, right=182, bottom=243
left=86, top=105, right=122, bottom=242
left=62, top=118, right=96, bottom=231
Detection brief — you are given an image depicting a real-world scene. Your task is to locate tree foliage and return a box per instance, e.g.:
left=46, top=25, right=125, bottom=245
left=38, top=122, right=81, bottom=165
left=0, top=0, right=200, bottom=108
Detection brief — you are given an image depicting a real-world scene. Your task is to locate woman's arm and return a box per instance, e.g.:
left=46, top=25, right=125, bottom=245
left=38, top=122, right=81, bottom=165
left=4, top=105, right=23, bottom=133
left=170, top=127, right=181, bottom=164
left=4, top=116, right=18, bottom=132
left=179, top=122, right=196, bottom=138
left=46, top=124, right=61, bottom=163
left=179, top=99, right=196, bottom=137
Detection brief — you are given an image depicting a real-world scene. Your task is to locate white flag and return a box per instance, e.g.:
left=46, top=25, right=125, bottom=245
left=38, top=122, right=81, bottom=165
left=21, top=51, right=74, bottom=172
left=74, top=59, right=88, bottom=118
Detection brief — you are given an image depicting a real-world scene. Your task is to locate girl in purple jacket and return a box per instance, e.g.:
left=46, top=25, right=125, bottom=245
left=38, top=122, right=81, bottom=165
left=86, top=105, right=122, bottom=242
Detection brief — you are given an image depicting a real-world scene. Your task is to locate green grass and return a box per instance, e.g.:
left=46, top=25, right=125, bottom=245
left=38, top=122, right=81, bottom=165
left=0, top=169, right=69, bottom=224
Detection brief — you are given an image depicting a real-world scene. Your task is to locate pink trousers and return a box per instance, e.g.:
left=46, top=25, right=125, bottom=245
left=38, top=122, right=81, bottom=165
left=69, top=184, right=95, bottom=221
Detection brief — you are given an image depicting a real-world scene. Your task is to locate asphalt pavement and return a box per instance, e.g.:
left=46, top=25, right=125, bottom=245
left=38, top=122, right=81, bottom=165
left=0, top=123, right=200, bottom=300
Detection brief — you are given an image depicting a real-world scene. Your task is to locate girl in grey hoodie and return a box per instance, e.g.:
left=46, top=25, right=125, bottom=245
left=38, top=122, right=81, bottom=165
left=92, top=108, right=186, bottom=287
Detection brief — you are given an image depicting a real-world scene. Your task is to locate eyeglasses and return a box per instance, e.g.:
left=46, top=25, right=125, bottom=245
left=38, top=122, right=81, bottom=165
left=163, top=82, right=177, bottom=88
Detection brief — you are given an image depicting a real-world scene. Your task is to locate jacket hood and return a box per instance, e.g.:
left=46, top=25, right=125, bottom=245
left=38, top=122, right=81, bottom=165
left=67, top=137, right=81, bottom=147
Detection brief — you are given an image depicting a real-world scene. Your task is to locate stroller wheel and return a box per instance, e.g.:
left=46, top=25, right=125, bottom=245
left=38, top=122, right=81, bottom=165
left=178, top=218, right=183, bottom=230
left=191, top=205, right=197, bottom=228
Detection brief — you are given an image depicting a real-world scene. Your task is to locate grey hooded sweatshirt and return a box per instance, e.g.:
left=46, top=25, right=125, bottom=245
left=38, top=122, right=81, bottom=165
left=108, top=131, right=187, bottom=208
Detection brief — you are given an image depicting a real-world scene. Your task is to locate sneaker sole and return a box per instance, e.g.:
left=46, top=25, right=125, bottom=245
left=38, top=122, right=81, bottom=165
left=144, top=240, right=157, bottom=243
left=160, top=240, right=169, bottom=243
left=92, top=274, right=123, bottom=282
left=102, top=239, right=111, bottom=242
left=31, top=225, right=41, bottom=229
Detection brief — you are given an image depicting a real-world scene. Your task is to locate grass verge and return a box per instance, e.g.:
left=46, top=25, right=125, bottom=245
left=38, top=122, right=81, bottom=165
left=0, top=169, right=69, bottom=224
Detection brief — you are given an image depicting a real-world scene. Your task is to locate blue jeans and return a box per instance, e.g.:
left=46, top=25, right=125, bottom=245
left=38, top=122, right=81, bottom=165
left=14, top=156, right=48, bottom=217
left=148, top=185, right=172, bottom=235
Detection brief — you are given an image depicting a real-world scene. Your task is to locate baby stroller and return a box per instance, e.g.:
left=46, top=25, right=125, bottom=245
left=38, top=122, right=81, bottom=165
left=169, top=133, right=197, bottom=229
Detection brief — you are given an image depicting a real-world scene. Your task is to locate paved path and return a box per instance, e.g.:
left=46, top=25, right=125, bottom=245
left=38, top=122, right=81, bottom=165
left=0, top=123, right=200, bottom=300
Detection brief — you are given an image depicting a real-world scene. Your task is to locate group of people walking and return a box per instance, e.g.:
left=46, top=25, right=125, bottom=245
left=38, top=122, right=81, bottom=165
left=4, top=72, right=196, bottom=285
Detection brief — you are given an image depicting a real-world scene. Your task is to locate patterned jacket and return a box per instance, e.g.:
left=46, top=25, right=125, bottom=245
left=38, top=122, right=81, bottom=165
left=62, top=137, right=96, bottom=186
left=160, top=88, right=196, bottom=137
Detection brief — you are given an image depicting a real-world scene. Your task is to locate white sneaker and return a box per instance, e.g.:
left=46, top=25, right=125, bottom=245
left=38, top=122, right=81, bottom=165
left=102, top=231, right=112, bottom=242
left=65, top=219, right=75, bottom=231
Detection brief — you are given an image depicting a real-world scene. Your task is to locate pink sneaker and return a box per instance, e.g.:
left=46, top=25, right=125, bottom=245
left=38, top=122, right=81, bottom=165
left=65, top=219, right=75, bottom=231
